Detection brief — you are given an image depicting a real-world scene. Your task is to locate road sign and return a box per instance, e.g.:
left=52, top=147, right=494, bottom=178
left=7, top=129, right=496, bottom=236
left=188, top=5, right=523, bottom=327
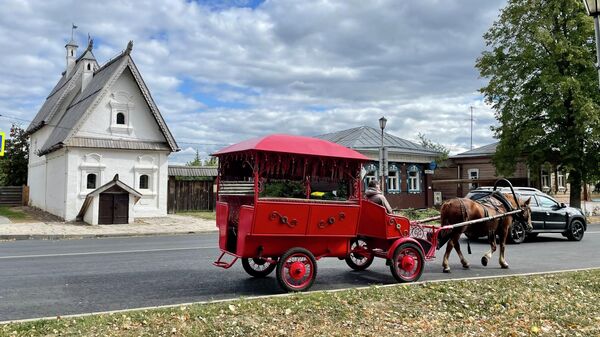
left=0, top=132, right=5, bottom=156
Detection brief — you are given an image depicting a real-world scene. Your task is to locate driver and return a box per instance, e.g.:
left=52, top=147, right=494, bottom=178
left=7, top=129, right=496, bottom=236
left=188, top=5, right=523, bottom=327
left=365, top=180, right=393, bottom=213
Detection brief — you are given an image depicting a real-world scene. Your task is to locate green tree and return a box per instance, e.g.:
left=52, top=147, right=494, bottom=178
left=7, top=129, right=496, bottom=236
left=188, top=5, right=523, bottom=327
left=204, top=156, right=218, bottom=166
left=418, top=133, right=449, bottom=164
left=186, top=149, right=202, bottom=166
left=476, top=0, right=600, bottom=207
left=0, top=125, right=29, bottom=186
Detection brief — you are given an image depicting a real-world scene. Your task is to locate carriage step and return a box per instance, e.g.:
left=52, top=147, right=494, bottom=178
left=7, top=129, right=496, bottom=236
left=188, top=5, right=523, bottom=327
left=213, top=251, right=239, bottom=269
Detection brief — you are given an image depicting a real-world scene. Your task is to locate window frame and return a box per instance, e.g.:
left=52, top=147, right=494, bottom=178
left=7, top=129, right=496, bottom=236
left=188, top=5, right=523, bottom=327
left=407, top=165, right=421, bottom=193
left=86, top=173, right=97, bottom=189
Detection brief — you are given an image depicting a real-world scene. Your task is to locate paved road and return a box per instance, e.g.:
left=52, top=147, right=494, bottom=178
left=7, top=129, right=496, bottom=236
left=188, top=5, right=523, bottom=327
left=1, top=227, right=599, bottom=322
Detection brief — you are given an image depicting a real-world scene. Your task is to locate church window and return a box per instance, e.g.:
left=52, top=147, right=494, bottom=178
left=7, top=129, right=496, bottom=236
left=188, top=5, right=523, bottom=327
left=139, top=175, right=149, bottom=189
left=116, top=112, right=125, bottom=125
left=87, top=63, right=91, bottom=70
left=87, top=174, right=97, bottom=189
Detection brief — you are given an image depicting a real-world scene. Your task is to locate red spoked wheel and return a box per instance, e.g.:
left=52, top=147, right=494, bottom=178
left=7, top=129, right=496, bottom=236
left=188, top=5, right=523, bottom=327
left=276, top=247, right=317, bottom=292
left=345, top=239, right=374, bottom=271
left=242, top=257, right=277, bottom=278
left=389, top=242, right=424, bottom=283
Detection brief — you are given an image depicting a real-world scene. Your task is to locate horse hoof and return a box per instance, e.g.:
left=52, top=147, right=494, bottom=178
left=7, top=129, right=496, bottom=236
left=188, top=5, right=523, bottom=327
left=481, top=256, right=488, bottom=266
left=443, top=268, right=451, bottom=273
left=501, top=264, right=509, bottom=269
left=462, top=264, right=470, bottom=269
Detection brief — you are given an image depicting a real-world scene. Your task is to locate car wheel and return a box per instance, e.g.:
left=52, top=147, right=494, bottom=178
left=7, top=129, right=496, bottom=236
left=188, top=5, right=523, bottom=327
left=566, top=219, right=585, bottom=241
left=508, top=221, right=526, bottom=244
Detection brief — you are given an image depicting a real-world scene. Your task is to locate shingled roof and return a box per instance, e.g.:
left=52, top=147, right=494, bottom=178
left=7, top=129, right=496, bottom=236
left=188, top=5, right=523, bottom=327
left=30, top=41, right=179, bottom=155
left=315, top=126, right=440, bottom=156
left=451, top=142, right=498, bottom=158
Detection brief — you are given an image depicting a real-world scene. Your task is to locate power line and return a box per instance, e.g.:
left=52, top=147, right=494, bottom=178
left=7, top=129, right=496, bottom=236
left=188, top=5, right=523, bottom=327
left=0, top=114, right=231, bottom=147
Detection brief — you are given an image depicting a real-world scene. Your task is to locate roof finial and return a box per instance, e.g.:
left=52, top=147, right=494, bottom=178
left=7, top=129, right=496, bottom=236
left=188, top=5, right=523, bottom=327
left=87, top=34, right=93, bottom=50
left=113, top=174, right=119, bottom=182
left=125, top=40, right=133, bottom=55
left=71, top=23, right=78, bottom=41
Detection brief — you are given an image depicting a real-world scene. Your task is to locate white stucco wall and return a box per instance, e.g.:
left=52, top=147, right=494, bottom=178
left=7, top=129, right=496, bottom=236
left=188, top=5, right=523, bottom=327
left=64, top=148, right=169, bottom=221
left=75, top=68, right=167, bottom=143
left=43, top=149, right=68, bottom=218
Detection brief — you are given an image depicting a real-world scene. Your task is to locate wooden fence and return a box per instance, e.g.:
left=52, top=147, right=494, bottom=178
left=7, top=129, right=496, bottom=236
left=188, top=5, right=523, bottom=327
left=0, top=186, right=26, bottom=207
left=167, top=177, right=215, bottom=213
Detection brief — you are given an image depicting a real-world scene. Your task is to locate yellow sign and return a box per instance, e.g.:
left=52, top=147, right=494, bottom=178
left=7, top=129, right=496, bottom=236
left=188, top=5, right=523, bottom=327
left=0, top=132, right=4, bottom=156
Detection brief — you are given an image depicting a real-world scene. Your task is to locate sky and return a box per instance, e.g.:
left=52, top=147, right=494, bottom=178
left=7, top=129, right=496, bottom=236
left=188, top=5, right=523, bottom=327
left=0, top=0, right=507, bottom=164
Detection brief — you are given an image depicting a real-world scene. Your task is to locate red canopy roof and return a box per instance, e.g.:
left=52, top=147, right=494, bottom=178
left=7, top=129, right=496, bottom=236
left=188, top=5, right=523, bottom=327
left=213, top=134, right=369, bottom=161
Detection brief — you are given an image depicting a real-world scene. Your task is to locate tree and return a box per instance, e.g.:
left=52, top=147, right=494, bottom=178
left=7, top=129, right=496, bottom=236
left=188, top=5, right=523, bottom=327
left=186, top=148, right=202, bottom=166
left=476, top=0, right=600, bottom=208
left=0, top=125, right=29, bottom=186
left=204, top=156, right=218, bottom=166
left=418, top=133, right=450, bottom=164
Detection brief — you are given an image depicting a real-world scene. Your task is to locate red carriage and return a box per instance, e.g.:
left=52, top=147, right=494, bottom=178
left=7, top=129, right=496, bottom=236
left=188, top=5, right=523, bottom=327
left=212, top=134, right=434, bottom=292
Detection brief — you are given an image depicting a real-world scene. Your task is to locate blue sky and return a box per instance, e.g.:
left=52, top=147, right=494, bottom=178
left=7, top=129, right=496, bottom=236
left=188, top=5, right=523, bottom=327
left=0, top=0, right=507, bottom=164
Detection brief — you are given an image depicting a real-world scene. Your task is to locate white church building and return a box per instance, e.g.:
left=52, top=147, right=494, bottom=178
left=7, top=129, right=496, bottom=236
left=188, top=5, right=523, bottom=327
left=26, top=38, right=179, bottom=224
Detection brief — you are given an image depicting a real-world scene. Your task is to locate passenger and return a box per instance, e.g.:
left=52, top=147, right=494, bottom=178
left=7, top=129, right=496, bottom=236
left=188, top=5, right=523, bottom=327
left=365, top=180, right=393, bottom=213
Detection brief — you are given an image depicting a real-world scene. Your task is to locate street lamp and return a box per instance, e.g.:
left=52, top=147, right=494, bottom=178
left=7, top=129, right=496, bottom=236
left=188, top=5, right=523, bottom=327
left=584, top=0, right=600, bottom=88
left=378, top=116, right=387, bottom=193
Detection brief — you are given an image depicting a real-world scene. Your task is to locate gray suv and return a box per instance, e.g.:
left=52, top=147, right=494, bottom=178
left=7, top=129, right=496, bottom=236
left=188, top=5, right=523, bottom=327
left=466, top=187, right=587, bottom=244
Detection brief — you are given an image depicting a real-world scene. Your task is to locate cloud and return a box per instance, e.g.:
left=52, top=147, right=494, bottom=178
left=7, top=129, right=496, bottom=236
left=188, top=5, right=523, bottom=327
left=0, top=0, right=507, bottom=164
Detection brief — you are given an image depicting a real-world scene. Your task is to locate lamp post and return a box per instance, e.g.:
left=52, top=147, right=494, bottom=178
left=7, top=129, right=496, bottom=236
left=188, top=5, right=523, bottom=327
left=584, top=0, right=600, bottom=88
left=378, top=116, right=387, bottom=193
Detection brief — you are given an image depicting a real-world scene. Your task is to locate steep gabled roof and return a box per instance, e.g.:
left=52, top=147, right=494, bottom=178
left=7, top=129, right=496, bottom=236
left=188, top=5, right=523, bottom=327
left=451, top=142, right=498, bottom=158
left=36, top=43, right=179, bottom=155
left=315, top=126, right=439, bottom=156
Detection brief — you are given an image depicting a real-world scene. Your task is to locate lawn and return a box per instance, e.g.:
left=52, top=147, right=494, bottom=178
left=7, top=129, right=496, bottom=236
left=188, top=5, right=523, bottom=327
left=2, top=269, right=599, bottom=336
left=178, top=210, right=216, bottom=221
left=0, top=206, right=32, bottom=222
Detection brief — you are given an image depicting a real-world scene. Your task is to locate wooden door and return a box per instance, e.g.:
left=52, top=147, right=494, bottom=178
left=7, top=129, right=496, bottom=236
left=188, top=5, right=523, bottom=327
left=98, top=193, right=129, bottom=224
left=113, top=194, right=129, bottom=224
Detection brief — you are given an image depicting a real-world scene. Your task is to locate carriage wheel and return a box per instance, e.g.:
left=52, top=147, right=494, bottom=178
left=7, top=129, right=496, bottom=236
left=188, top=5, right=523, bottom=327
left=242, top=257, right=277, bottom=278
left=389, top=242, right=424, bottom=283
left=276, top=247, right=317, bottom=292
left=345, top=239, right=374, bottom=271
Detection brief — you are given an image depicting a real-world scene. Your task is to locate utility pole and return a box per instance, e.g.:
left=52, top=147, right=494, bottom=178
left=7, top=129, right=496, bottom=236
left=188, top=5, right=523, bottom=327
left=469, top=106, right=474, bottom=150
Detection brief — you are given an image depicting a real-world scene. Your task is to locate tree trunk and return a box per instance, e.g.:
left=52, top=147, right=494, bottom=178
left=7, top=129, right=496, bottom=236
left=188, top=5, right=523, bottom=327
left=569, top=169, right=582, bottom=208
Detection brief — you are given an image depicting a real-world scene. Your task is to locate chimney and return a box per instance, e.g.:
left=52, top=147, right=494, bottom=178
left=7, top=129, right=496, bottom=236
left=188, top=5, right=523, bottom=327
left=65, top=39, right=78, bottom=77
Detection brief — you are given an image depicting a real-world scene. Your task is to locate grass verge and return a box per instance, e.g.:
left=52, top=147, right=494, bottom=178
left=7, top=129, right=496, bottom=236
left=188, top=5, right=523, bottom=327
left=0, top=207, right=32, bottom=222
left=178, top=211, right=216, bottom=221
left=2, top=270, right=599, bottom=336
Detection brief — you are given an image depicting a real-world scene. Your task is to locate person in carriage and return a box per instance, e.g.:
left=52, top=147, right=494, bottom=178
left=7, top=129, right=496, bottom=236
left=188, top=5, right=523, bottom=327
left=365, top=180, right=393, bottom=214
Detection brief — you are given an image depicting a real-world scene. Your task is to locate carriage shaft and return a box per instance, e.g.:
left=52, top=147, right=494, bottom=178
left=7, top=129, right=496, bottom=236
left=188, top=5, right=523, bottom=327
left=441, top=209, right=523, bottom=230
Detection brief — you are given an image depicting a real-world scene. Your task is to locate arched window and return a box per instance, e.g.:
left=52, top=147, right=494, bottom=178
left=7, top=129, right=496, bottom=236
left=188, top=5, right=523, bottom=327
left=139, top=174, right=149, bottom=189
left=116, top=112, right=125, bottom=125
left=71, top=50, right=74, bottom=56
left=87, top=63, right=91, bottom=70
left=87, top=173, right=97, bottom=189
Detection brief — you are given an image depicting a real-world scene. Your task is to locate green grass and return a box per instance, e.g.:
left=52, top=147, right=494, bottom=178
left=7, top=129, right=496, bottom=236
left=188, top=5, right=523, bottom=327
left=0, top=207, right=31, bottom=222
left=2, top=269, right=599, bottom=336
left=178, top=211, right=216, bottom=221
left=398, top=207, right=440, bottom=220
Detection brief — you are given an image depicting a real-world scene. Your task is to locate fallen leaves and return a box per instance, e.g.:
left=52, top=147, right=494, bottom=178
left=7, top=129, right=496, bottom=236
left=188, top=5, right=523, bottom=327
left=2, top=270, right=600, bottom=336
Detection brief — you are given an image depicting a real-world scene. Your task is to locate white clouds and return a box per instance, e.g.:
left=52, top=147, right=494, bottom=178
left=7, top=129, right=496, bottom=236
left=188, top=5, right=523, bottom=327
left=0, top=0, right=506, bottom=163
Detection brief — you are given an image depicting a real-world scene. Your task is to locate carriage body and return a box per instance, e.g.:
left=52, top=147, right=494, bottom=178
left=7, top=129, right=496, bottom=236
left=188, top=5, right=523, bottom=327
left=212, top=134, right=429, bottom=291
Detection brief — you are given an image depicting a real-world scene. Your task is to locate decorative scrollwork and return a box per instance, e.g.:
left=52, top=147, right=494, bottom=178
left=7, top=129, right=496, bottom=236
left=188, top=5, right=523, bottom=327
left=269, top=211, right=297, bottom=228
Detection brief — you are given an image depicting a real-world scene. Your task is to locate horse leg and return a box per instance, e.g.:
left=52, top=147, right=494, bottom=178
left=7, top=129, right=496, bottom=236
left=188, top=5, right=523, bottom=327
left=452, top=234, right=470, bottom=269
left=498, top=222, right=510, bottom=269
left=442, top=235, right=455, bottom=273
left=481, top=230, right=497, bottom=267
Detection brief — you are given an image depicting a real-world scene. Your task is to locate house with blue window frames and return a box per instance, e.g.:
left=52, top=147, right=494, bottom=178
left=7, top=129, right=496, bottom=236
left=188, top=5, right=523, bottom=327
left=316, top=126, right=440, bottom=210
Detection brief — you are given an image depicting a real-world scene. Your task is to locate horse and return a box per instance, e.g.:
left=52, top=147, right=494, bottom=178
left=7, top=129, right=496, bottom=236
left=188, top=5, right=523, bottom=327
left=439, top=193, right=531, bottom=273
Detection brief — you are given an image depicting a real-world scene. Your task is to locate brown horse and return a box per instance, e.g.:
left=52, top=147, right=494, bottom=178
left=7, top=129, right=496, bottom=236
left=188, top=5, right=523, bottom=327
left=439, top=194, right=531, bottom=273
